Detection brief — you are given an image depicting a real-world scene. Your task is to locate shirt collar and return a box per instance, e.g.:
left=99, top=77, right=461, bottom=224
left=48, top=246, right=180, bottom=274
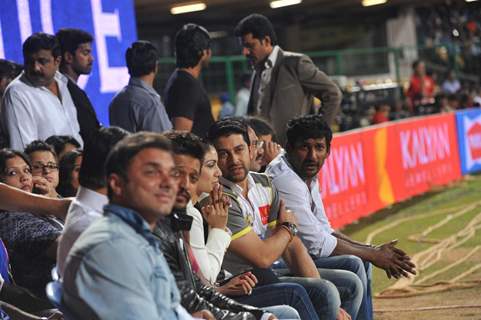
left=75, top=186, right=108, bottom=213
left=19, top=70, right=67, bottom=88
left=219, top=173, right=255, bottom=196
left=104, top=204, right=159, bottom=247
left=280, top=154, right=319, bottom=186
left=263, top=45, right=280, bottom=70
left=129, top=77, right=159, bottom=97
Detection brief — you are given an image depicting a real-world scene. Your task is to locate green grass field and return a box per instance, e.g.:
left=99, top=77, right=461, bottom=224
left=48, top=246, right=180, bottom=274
left=342, top=174, right=481, bottom=295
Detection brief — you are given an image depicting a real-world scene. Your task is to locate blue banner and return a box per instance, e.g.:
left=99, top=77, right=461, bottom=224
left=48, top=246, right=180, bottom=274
left=0, top=0, right=137, bottom=125
left=455, top=108, right=481, bottom=175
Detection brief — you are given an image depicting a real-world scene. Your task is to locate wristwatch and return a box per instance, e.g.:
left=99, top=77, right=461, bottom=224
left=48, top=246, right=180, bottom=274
left=280, top=222, right=298, bottom=238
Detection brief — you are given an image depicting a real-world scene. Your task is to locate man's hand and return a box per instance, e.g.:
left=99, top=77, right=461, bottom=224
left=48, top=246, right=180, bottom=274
left=263, top=141, right=282, bottom=165
left=217, top=271, right=258, bottom=296
left=201, top=184, right=230, bottom=229
left=372, top=240, right=416, bottom=279
left=32, top=176, right=50, bottom=195
left=336, top=307, right=352, bottom=320
left=191, top=310, right=215, bottom=320
left=277, top=200, right=297, bottom=225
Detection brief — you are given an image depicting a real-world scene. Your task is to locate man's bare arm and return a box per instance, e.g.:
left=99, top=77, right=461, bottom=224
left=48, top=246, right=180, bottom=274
left=228, top=229, right=292, bottom=269
left=0, top=183, right=70, bottom=219
left=282, top=237, right=320, bottom=278
left=332, top=231, right=372, bottom=248
left=332, top=238, right=416, bottom=278
left=172, top=117, right=193, bottom=132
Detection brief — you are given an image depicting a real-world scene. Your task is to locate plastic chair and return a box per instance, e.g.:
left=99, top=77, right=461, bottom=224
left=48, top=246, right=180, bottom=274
left=46, top=280, right=76, bottom=320
left=45, top=281, right=63, bottom=309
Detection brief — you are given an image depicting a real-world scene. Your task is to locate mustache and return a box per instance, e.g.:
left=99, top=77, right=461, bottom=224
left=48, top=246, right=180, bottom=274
left=176, top=187, right=191, bottom=199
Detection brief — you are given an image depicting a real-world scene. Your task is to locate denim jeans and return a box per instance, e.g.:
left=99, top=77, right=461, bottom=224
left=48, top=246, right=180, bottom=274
left=262, top=305, right=300, bottom=320
left=311, top=255, right=373, bottom=320
left=279, top=276, right=341, bottom=320
left=273, top=261, right=363, bottom=320
left=234, top=282, right=319, bottom=320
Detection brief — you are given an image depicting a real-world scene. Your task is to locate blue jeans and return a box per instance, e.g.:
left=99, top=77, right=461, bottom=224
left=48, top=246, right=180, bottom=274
left=234, top=282, right=319, bottom=320
left=263, top=305, right=300, bottom=320
left=273, top=262, right=363, bottom=320
left=279, top=276, right=341, bottom=320
left=312, top=255, right=373, bottom=320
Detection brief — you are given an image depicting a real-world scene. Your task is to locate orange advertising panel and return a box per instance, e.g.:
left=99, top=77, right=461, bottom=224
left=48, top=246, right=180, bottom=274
left=320, top=114, right=462, bottom=229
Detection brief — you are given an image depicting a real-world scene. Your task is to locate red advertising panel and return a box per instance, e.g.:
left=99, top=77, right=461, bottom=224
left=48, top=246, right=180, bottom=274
left=320, top=114, right=462, bottom=229
left=390, top=114, right=461, bottom=200
left=319, top=131, right=370, bottom=228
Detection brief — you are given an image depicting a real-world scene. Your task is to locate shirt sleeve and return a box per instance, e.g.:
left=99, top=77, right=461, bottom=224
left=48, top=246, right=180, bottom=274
left=271, top=173, right=337, bottom=257
left=187, top=206, right=230, bottom=284
left=226, top=199, right=252, bottom=241
left=296, top=55, right=342, bottom=126
left=137, top=100, right=173, bottom=133
left=2, top=89, right=37, bottom=150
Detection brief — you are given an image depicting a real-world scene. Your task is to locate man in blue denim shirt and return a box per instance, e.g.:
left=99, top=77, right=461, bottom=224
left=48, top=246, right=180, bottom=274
left=63, top=132, right=212, bottom=319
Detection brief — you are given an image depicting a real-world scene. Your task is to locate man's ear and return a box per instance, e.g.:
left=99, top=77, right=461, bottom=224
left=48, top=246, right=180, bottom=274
left=248, top=143, right=256, bottom=161
left=63, top=51, right=74, bottom=64
left=262, top=36, right=272, bottom=47
left=54, top=55, right=62, bottom=67
left=108, top=173, right=124, bottom=199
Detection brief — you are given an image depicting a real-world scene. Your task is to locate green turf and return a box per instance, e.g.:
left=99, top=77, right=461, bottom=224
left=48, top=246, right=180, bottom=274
left=343, top=174, right=481, bottom=294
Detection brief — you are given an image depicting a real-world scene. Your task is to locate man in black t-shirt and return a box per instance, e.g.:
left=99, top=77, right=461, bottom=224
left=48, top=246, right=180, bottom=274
left=164, top=24, right=214, bottom=138
left=56, top=28, right=100, bottom=144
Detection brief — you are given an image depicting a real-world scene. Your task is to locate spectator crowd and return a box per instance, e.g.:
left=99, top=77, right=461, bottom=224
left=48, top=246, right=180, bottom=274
left=0, top=13, right=420, bottom=320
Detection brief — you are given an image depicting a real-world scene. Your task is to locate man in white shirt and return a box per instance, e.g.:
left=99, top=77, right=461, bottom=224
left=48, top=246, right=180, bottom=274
left=266, top=114, right=417, bottom=320
left=57, top=127, right=128, bottom=276
left=1, top=33, right=83, bottom=150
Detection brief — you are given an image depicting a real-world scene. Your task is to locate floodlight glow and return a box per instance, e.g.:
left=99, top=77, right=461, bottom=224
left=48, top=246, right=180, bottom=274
left=465, top=0, right=478, bottom=2
left=170, top=2, right=206, bottom=15
left=270, top=0, right=302, bottom=9
left=362, top=0, right=387, bottom=6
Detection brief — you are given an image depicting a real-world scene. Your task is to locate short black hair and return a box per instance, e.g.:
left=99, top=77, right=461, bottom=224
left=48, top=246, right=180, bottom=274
left=175, top=23, right=211, bottom=68
left=45, top=135, right=81, bottom=157
left=125, top=41, right=159, bottom=77
left=234, top=14, right=277, bottom=46
left=412, top=59, right=424, bottom=70
left=79, top=126, right=129, bottom=190
left=0, top=149, right=31, bottom=180
left=105, top=132, right=172, bottom=183
left=0, top=60, right=22, bottom=80
left=25, top=140, right=57, bottom=160
left=23, top=32, right=61, bottom=59
left=246, top=116, right=276, bottom=139
left=207, top=118, right=250, bottom=145
left=57, top=149, right=83, bottom=197
left=56, top=28, right=93, bottom=56
left=286, top=115, right=333, bottom=152
left=163, top=131, right=207, bottom=163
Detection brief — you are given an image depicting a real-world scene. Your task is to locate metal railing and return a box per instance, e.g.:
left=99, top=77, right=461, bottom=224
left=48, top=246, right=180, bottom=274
left=154, top=43, right=481, bottom=103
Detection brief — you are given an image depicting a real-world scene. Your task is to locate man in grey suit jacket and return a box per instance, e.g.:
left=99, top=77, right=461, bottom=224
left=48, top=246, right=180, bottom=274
left=234, top=14, right=342, bottom=145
